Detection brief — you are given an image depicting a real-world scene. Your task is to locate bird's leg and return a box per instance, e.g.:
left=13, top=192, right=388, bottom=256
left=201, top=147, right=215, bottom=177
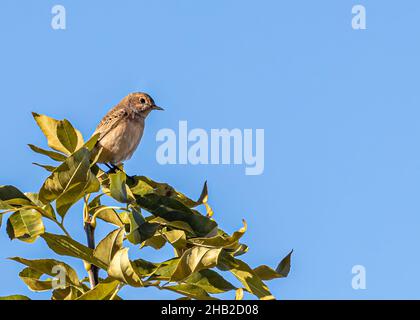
left=111, top=164, right=122, bottom=172
left=104, top=163, right=117, bottom=174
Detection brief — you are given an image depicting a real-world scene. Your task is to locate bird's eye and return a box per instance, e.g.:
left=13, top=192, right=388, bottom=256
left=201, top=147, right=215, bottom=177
left=140, top=98, right=146, bottom=104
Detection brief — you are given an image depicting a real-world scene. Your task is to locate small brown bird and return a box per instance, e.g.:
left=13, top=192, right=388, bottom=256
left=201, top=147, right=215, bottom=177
left=92, top=92, right=163, bottom=171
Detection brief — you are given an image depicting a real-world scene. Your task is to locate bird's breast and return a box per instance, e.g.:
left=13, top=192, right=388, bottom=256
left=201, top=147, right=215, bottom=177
left=98, top=118, right=145, bottom=164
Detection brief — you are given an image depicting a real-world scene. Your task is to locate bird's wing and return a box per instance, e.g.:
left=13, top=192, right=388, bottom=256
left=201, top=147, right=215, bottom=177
left=94, top=107, right=127, bottom=142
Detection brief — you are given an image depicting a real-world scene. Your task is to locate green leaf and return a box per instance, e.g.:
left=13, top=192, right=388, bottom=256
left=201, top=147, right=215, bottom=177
left=52, top=286, right=83, bottom=300
left=0, top=295, right=31, bottom=300
left=147, top=258, right=180, bottom=280
left=32, top=113, right=84, bottom=155
left=33, top=163, right=57, bottom=172
left=135, top=194, right=217, bottom=237
left=76, top=279, right=120, bottom=300
left=148, top=216, right=195, bottom=235
left=163, top=230, right=187, bottom=250
left=84, top=133, right=100, bottom=152
left=94, top=228, right=125, bottom=267
left=107, top=248, right=143, bottom=287
left=0, top=185, right=33, bottom=209
left=19, top=267, right=54, bottom=292
left=28, top=144, right=67, bottom=162
left=126, top=209, right=159, bottom=245
left=107, top=171, right=135, bottom=204
left=170, top=247, right=223, bottom=282
left=276, top=250, right=293, bottom=277
left=56, top=119, right=80, bottom=154
left=188, top=220, right=247, bottom=249
left=39, top=148, right=100, bottom=217
left=24, top=193, right=56, bottom=221
left=221, top=257, right=274, bottom=300
left=141, top=233, right=167, bottom=250
left=184, top=269, right=236, bottom=294
left=41, top=233, right=107, bottom=270
left=6, top=209, right=45, bottom=243
left=128, top=176, right=209, bottom=208
left=161, top=284, right=216, bottom=300
left=92, top=206, right=125, bottom=227
left=253, top=250, right=293, bottom=280
left=10, top=257, right=81, bottom=288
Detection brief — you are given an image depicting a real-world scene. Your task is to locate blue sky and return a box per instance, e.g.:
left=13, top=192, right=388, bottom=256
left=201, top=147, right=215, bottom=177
left=1, top=0, right=420, bottom=299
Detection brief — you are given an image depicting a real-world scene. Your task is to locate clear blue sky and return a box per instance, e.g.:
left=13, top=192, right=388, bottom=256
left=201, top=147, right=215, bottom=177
left=1, top=0, right=420, bottom=299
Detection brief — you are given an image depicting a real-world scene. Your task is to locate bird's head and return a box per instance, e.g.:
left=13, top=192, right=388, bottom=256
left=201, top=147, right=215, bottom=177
left=127, top=92, right=164, bottom=117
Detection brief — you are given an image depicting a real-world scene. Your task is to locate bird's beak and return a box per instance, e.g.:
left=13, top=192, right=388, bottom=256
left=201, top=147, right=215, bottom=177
left=152, top=105, right=164, bottom=111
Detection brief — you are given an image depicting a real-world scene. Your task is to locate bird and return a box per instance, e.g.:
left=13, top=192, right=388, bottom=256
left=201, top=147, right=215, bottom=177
left=92, top=92, right=163, bottom=172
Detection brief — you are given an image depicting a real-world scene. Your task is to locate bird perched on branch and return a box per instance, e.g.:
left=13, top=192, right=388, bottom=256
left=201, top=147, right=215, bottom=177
left=92, top=92, right=163, bottom=172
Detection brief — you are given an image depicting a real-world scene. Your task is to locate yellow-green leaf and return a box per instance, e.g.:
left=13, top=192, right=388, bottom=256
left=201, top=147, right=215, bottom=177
left=235, top=288, right=244, bottom=300
left=164, top=230, right=187, bottom=250
left=108, top=248, right=143, bottom=287
left=0, top=295, right=30, bottom=300
left=28, top=144, right=67, bottom=162
left=171, top=247, right=223, bottom=282
left=94, top=228, right=125, bottom=267
left=223, top=257, right=274, bottom=300
left=39, top=148, right=100, bottom=217
left=32, top=113, right=84, bottom=155
left=161, top=284, right=216, bottom=300
left=10, top=257, right=81, bottom=288
left=41, top=233, right=107, bottom=270
left=188, top=220, right=247, bottom=249
left=76, top=279, right=120, bottom=300
left=19, top=267, right=53, bottom=292
left=24, top=193, right=56, bottom=221
left=128, top=176, right=209, bottom=208
left=107, top=172, right=135, bottom=204
left=184, top=269, right=236, bottom=294
left=6, top=209, right=45, bottom=243
left=0, top=185, right=33, bottom=209
left=253, top=250, right=293, bottom=280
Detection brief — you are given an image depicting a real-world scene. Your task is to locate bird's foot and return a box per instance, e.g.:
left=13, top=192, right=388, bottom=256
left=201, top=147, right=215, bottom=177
left=104, top=163, right=122, bottom=174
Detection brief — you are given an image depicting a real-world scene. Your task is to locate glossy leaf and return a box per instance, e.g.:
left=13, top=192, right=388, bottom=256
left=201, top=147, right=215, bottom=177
left=32, top=113, right=84, bottom=155
left=28, top=144, right=67, bottom=162
left=107, top=171, right=135, bottom=204
left=164, top=230, right=187, bottom=250
left=184, top=269, right=236, bottom=294
left=33, top=163, right=57, bottom=172
left=94, top=228, right=125, bottom=267
left=10, top=257, right=81, bottom=288
left=19, top=267, right=53, bottom=292
left=126, top=209, right=159, bottom=245
left=76, top=279, right=120, bottom=300
left=24, top=193, right=56, bottom=221
left=188, top=220, right=247, bottom=249
left=128, top=176, right=209, bottom=208
left=171, top=247, right=223, bottom=281
left=0, top=185, right=33, bottom=209
left=39, top=148, right=100, bottom=217
left=135, top=194, right=217, bottom=237
left=253, top=250, right=293, bottom=280
left=222, top=257, right=274, bottom=300
left=41, top=233, right=107, bottom=270
left=6, top=209, right=45, bottom=242
left=162, top=284, right=216, bottom=300
left=108, top=248, right=143, bottom=287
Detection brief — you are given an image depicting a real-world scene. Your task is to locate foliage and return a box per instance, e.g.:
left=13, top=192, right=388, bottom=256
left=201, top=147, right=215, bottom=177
left=0, top=113, right=292, bottom=300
